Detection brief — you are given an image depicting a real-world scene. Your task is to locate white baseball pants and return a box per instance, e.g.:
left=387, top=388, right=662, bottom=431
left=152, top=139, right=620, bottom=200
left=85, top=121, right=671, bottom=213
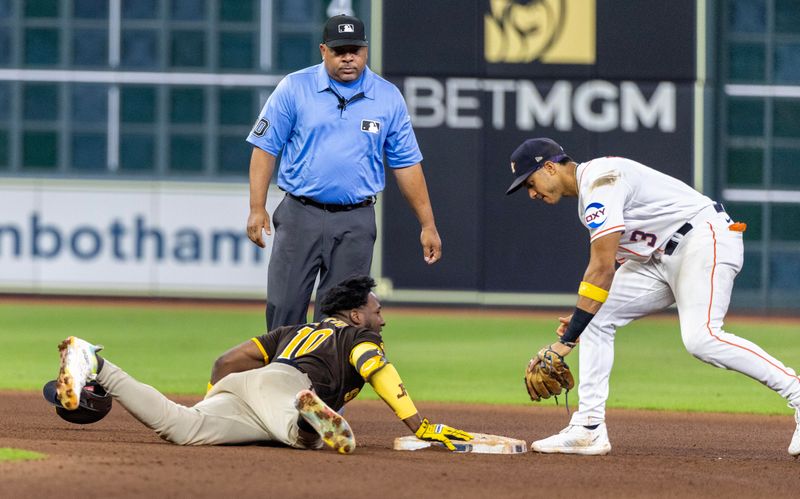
left=570, top=205, right=800, bottom=426
left=97, top=361, right=313, bottom=446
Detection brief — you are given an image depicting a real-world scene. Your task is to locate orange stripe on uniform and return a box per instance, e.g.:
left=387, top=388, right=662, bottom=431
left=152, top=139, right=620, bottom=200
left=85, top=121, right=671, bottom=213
left=251, top=337, right=270, bottom=364
left=703, top=223, right=800, bottom=381
left=591, top=224, right=625, bottom=241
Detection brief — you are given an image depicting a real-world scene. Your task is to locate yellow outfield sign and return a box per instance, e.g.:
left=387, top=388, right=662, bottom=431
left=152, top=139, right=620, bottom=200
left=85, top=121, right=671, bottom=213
left=485, top=0, right=596, bottom=64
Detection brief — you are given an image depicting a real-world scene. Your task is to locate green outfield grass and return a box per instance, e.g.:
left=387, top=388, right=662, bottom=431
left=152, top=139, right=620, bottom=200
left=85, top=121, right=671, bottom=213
left=2, top=302, right=798, bottom=415
left=0, top=448, right=46, bottom=462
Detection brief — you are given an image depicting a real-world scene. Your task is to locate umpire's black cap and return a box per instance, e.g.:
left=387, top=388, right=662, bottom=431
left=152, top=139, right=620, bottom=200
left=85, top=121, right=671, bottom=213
left=506, top=138, right=571, bottom=195
left=323, top=14, right=368, bottom=48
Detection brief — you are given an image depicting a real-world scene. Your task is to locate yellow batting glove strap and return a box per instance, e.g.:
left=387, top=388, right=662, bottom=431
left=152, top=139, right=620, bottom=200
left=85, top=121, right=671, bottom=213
left=369, top=363, right=418, bottom=420
left=415, top=418, right=475, bottom=451
left=578, top=281, right=609, bottom=303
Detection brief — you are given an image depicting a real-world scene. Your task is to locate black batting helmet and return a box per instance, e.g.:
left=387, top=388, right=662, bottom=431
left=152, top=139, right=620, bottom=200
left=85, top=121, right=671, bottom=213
left=42, top=379, right=112, bottom=424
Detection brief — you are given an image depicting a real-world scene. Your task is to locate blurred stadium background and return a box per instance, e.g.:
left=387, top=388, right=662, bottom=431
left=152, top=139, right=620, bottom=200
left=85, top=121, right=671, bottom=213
left=0, top=0, right=799, bottom=313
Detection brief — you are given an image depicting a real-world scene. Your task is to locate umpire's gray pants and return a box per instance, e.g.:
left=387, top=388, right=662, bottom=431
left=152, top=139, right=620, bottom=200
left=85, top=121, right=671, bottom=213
left=266, top=194, right=376, bottom=330
left=96, top=360, right=313, bottom=447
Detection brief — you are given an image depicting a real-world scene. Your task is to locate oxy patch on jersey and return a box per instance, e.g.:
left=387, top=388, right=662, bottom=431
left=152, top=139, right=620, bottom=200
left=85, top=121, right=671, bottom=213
left=584, top=202, right=608, bottom=229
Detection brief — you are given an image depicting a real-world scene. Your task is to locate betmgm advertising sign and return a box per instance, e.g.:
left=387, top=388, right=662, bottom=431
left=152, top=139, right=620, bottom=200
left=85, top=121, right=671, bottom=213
left=380, top=0, right=697, bottom=295
left=0, top=180, right=279, bottom=298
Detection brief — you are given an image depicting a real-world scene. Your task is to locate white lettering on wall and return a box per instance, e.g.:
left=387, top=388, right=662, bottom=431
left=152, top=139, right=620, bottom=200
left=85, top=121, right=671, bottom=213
left=573, top=80, right=619, bottom=132
left=516, top=80, right=572, bottom=131
left=404, top=77, right=678, bottom=133
left=482, top=79, right=515, bottom=129
left=446, top=78, right=483, bottom=129
left=404, top=77, right=445, bottom=127
left=620, top=81, right=676, bottom=132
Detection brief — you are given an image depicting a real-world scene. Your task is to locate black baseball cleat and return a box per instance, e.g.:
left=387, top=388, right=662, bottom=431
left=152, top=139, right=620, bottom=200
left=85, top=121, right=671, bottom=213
left=294, top=389, right=355, bottom=454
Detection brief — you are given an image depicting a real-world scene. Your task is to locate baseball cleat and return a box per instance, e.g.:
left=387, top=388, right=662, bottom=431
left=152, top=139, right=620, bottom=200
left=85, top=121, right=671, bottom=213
left=56, top=336, right=102, bottom=411
left=531, top=423, right=611, bottom=456
left=295, top=389, right=355, bottom=454
left=789, top=408, right=800, bottom=457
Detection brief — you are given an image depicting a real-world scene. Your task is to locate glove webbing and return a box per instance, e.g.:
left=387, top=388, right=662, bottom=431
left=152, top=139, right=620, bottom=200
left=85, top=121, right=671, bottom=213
left=554, top=390, right=571, bottom=417
left=542, top=348, right=572, bottom=417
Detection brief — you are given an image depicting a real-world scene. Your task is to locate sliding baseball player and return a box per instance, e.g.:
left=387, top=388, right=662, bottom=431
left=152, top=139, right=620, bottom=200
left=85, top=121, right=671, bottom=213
left=52, top=276, right=472, bottom=453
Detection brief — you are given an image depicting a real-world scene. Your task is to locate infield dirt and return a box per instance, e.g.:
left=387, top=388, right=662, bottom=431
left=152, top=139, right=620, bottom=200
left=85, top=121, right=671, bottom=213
left=2, top=391, right=799, bottom=498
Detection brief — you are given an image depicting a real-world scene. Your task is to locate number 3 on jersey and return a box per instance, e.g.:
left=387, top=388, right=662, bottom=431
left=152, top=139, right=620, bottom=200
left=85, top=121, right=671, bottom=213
left=277, top=326, right=334, bottom=360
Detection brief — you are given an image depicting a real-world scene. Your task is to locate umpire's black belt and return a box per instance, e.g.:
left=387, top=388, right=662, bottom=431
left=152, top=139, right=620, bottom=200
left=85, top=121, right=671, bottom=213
left=288, top=193, right=375, bottom=212
left=664, top=202, right=725, bottom=256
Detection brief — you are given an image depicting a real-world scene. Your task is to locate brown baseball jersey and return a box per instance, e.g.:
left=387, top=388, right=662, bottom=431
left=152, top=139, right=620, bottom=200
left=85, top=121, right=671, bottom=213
left=254, top=317, right=383, bottom=411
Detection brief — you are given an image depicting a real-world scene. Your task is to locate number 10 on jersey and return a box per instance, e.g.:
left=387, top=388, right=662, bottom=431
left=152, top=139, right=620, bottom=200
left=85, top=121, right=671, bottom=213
left=277, top=327, right=334, bottom=360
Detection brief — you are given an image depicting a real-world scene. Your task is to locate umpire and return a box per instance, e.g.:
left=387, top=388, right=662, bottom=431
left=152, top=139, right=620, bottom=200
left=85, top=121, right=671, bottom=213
left=246, top=14, right=441, bottom=330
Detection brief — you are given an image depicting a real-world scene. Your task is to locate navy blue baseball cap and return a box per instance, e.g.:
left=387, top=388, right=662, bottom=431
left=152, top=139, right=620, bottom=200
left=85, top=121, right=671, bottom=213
left=43, top=379, right=112, bottom=424
left=506, top=138, right=571, bottom=195
left=323, top=14, right=368, bottom=48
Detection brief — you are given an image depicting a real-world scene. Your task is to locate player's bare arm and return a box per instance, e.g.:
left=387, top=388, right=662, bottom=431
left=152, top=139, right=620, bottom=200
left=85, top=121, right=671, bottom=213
left=576, top=231, right=620, bottom=312
left=247, top=148, right=277, bottom=248
left=555, top=231, right=621, bottom=345
left=391, top=164, right=442, bottom=264
left=523, top=232, right=621, bottom=402
left=209, top=339, right=268, bottom=385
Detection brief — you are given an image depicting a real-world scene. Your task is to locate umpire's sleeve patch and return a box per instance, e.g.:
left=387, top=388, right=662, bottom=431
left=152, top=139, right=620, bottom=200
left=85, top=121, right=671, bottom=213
left=252, top=118, right=270, bottom=137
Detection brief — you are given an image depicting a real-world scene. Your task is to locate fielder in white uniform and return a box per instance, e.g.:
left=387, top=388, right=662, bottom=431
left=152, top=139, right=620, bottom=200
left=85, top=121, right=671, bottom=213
left=505, top=137, right=800, bottom=456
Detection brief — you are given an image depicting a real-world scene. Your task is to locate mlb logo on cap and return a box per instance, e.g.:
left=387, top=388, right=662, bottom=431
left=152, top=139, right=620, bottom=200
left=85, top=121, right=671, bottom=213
left=323, top=14, right=368, bottom=48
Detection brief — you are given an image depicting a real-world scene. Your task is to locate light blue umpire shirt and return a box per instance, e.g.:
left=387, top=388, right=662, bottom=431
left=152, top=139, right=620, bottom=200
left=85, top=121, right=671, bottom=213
left=246, top=63, right=423, bottom=205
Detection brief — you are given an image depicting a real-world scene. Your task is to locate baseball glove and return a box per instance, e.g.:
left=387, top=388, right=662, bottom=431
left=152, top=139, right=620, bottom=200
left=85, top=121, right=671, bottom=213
left=524, top=347, right=575, bottom=402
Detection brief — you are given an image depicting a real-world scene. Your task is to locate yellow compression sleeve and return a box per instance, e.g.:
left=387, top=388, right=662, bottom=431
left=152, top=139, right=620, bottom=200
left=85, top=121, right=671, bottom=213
left=350, top=342, right=418, bottom=419
left=578, top=281, right=609, bottom=303
left=369, top=363, right=418, bottom=420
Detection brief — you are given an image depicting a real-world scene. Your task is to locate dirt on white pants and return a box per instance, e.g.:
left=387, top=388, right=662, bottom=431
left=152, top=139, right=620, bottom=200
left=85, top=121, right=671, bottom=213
left=97, top=361, right=312, bottom=446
